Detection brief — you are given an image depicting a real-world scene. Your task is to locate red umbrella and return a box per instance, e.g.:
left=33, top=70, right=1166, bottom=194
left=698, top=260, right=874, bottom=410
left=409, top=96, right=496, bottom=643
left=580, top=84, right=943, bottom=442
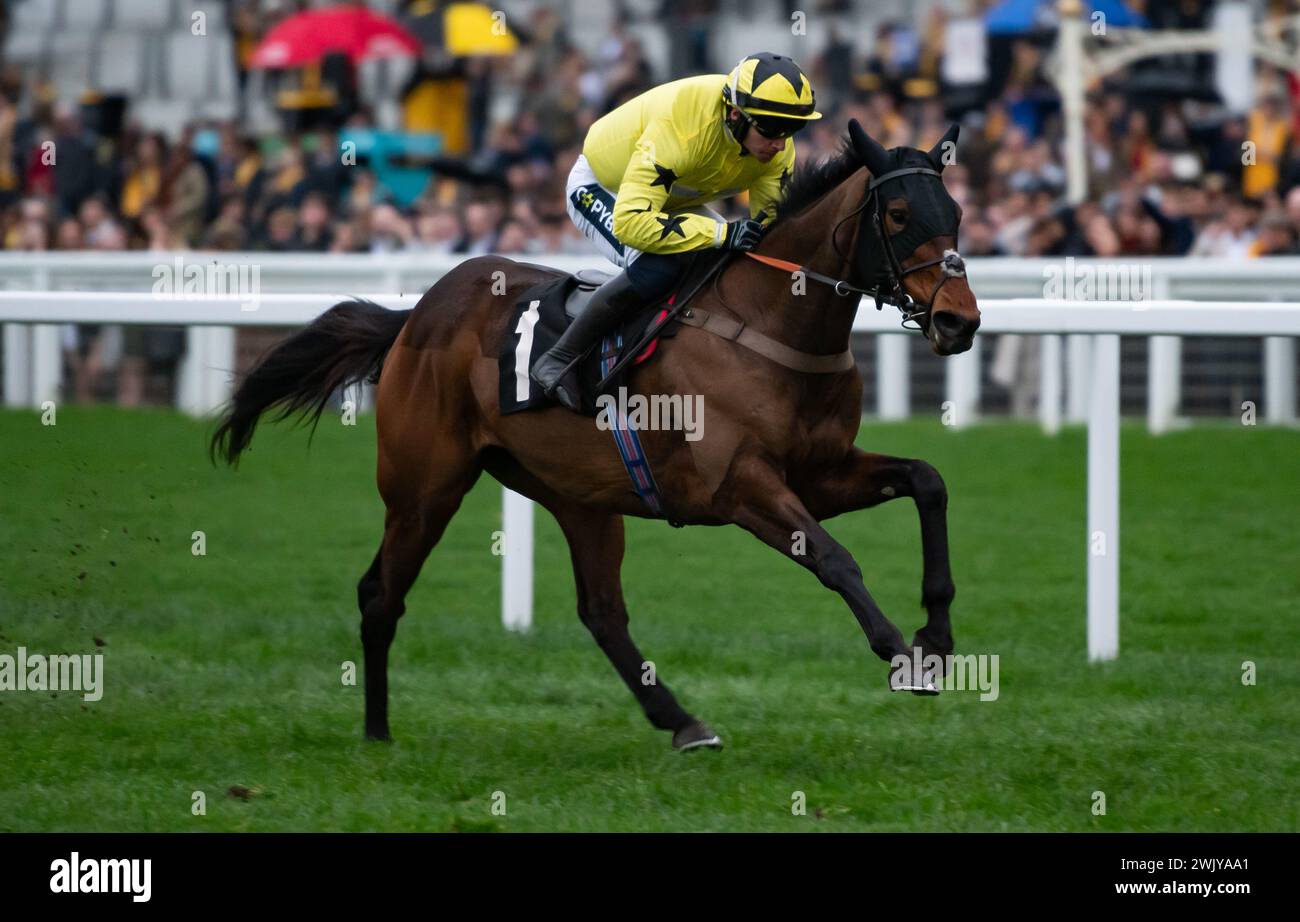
left=249, top=5, right=423, bottom=69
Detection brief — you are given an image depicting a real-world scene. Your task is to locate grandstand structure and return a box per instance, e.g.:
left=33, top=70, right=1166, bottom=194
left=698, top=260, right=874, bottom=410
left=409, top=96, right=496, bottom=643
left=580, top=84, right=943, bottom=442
left=6, top=0, right=241, bottom=129
left=2, top=0, right=919, bottom=135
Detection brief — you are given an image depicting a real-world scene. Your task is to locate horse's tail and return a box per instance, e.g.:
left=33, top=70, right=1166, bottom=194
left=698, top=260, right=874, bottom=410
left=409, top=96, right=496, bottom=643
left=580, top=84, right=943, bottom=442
left=210, top=298, right=411, bottom=465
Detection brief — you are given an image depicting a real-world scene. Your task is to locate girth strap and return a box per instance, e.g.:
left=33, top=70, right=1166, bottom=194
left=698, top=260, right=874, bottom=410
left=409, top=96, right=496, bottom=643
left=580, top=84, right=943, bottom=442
left=598, top=332, right=681, bottom=527
left=676, top=306, right=855, bottom=373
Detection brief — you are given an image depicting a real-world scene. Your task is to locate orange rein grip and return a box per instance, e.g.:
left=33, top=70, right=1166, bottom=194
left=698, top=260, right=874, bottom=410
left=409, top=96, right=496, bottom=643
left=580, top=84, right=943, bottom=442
left=745, top=252, right=802, bottom=273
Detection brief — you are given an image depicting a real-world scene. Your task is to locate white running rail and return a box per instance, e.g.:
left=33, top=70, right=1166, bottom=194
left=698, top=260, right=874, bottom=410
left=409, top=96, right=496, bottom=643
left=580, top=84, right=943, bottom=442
left=2, top=290, right=1298, bottom=661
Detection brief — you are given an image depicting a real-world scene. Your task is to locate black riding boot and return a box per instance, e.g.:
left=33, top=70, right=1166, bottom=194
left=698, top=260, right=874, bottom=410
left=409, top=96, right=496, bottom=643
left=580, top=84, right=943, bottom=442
left=529, top=269, right=647, bottom=411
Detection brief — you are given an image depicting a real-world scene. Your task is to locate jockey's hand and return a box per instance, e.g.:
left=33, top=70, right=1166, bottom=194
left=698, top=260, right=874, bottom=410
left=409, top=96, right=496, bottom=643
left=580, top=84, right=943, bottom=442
left=723, top=217, right=767, bottom=251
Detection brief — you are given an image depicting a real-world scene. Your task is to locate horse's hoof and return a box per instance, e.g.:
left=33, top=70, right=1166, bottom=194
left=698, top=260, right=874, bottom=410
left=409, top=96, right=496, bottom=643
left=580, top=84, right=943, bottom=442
left=672, top=722, right=723, bottom=752
left=888, top=669, right=940, bottom=696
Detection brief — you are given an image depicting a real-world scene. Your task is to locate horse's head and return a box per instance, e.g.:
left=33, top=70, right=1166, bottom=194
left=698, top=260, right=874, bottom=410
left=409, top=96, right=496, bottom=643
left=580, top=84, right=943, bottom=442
left=847, top=119, right=980, bottom=356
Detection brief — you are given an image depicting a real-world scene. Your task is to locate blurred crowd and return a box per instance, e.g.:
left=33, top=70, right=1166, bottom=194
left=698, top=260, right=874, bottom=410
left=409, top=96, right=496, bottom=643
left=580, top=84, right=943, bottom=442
left=0, top=1, right=651, bottom=260
left=4, top=2, right=1300, bottom=261
left=2, top=0, right=1299, bottom=404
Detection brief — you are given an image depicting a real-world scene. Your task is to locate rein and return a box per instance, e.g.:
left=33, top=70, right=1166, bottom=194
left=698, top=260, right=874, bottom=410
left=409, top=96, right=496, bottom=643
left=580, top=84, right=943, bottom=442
left=752, top=166, right=967, bottom=333
left=596, top=166, right=968, bottom=384
left=597, top=248, right=855, bottom=387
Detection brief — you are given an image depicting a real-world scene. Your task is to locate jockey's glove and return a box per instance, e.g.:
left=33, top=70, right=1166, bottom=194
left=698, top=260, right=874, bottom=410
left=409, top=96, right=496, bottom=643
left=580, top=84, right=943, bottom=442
left=722, top=217, right=767, bottom=251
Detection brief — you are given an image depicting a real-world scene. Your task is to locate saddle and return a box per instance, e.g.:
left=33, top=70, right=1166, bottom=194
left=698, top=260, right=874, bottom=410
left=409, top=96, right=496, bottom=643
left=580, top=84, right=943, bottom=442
left=498, top=268, right=683, bottom=417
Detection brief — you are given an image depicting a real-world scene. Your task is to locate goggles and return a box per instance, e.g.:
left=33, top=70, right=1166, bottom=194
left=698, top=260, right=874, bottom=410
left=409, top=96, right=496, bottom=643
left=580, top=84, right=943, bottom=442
left=735, top=108, right=807, bottom=140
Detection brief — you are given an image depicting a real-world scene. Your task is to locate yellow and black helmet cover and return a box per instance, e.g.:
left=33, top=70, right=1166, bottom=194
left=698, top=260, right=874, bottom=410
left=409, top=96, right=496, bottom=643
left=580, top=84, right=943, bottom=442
left=722, top=52, right=823, bottom=123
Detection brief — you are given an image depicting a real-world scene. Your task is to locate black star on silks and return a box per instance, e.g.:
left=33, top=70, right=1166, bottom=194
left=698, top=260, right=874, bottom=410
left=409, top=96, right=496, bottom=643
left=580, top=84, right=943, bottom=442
left=779, top=168, right=791, bottom=193
left=650, top=163, right=679, bottom=192
left=656, top=214, right=687, bottom=239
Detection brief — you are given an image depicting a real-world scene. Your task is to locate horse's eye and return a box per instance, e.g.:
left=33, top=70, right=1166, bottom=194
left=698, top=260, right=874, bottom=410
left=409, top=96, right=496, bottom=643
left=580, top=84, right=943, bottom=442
left=889, top=210, right=908, bottom=224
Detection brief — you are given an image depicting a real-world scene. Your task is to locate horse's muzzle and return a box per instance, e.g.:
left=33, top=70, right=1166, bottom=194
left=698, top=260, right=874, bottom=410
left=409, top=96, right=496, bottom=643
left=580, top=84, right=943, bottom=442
left=930, top=310, right=980, bottom=355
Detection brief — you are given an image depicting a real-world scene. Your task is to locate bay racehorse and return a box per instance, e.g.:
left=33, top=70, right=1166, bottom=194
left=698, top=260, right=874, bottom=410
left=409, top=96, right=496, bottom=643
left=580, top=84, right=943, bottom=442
left=211, top=120, right=981, bottom=750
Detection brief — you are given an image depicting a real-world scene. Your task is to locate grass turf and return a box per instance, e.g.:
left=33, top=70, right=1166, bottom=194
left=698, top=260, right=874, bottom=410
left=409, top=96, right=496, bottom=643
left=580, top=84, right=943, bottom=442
left=1, top=407, right=1297, bottom=831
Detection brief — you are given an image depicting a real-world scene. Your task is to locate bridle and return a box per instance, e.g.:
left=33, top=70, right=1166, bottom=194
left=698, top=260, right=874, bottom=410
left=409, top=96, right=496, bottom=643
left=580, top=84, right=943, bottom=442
left=858, top=166, right=967, bottom=330
left=743, top=166, right=967, bottom=334
left=605, top=140, right=973, bottom=390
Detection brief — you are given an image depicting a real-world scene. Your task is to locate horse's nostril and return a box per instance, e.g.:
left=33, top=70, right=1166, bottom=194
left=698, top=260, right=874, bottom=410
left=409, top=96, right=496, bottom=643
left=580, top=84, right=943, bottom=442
left=932, top=311, right=970, bottom=339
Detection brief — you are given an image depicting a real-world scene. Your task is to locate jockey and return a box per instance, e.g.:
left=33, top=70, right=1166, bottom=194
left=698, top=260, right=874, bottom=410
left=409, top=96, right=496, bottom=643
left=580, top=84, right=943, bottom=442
left=529, top=51, right=822, bottom=410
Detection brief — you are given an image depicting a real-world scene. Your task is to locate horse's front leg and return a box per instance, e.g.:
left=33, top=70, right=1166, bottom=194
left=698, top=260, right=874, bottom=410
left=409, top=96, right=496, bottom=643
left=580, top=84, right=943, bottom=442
left=720, top=456, right=918, bottom=689
left=797, top=449, right=956, bottom=665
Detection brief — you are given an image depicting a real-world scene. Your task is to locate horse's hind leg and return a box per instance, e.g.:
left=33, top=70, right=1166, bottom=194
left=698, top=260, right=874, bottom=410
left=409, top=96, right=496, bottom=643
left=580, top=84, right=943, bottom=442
left=551, top=503, right=720, bottom=751
left=357, top=549, right=382, bottom=617
left=359, top=330, right=484, bottom=740
left=359, top=472, right=479, bottom=741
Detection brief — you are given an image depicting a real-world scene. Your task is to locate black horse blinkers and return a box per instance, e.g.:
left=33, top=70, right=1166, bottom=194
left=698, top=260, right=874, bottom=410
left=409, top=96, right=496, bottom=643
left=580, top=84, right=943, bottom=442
left=846, top=120, right=967, bottom=332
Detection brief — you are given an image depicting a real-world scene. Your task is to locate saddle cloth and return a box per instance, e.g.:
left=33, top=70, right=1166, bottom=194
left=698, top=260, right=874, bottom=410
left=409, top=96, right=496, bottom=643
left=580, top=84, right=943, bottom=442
left=499, top=269, right=677, bottom=416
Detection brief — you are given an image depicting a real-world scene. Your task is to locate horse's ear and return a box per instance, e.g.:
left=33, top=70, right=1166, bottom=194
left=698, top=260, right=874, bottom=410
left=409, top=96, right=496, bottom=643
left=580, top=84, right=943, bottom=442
left=927, top=123, right=960, bottom=171
left=848, top=119, right=890, bottom=177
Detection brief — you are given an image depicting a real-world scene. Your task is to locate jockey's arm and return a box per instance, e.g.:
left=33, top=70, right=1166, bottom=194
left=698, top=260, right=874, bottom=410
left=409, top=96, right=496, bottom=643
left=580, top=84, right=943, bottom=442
left=611, top=119, right=726, bottom=254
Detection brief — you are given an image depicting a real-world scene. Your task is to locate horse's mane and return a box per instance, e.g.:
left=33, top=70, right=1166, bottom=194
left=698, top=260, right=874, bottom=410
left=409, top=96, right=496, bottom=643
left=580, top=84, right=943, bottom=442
left=772, top=135, right=862, bottom=226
